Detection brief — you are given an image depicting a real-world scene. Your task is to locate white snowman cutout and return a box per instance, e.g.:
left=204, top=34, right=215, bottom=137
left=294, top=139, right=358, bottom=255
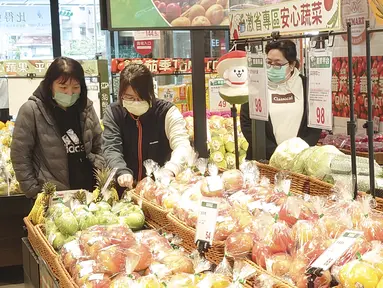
left=216, top=50, right=249, bottom=105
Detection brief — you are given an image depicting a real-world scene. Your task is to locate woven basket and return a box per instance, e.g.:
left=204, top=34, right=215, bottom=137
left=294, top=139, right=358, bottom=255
left=131, top=193, right=171, bottom=232
left=24, top=217, right=42, bottom=255
left=166, top=213, right=225, bottom=265
left=245, top=259, right=295, bottom=288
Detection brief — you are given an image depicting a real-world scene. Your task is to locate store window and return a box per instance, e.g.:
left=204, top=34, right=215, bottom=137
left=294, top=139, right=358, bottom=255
left=0, top=1, right=53, bottom=60
left=59, top=0, right=107, bottom=59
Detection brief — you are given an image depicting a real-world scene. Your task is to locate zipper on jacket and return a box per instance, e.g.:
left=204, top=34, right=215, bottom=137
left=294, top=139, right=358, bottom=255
left=130, top=113, right=143, bottom=181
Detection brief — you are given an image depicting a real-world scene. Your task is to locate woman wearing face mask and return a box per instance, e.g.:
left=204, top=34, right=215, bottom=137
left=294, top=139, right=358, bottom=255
left=240, top=40, right=321, bottom=160
left=11, top=57, right=103, bottom=198
left=102, top=64, right=192, bottom=192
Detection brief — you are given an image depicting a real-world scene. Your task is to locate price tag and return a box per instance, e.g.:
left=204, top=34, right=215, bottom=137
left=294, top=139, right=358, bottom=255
left=208, top=79, right=230, bottom=112
left=310, top=230, right=363, bottom=271
left=308, top=50, right=333, bottom=130
left=374, top=116, right=380, bottom=132
left=247, top=53, right=269, bottom=121
left=195, top=198, right=219, bottom=245
left=133, top=30, right=161, bottom=40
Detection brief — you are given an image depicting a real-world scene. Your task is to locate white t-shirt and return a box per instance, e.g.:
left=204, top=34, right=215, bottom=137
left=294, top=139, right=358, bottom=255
left=268, top=68, right=304, bottom=145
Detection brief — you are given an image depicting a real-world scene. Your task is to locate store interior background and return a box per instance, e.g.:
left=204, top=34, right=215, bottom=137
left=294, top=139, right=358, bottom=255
left=0, top=0, right=229, bottom=286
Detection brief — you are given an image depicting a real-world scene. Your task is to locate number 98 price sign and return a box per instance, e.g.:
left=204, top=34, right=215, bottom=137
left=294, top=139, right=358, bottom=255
left=308, top=50, right=333, bottom=130
left=248, top=54, right=269, bottom=121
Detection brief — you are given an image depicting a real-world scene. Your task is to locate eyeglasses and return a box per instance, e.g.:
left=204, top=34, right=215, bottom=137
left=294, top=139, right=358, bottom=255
left=266, top=62, right=289, bottom=70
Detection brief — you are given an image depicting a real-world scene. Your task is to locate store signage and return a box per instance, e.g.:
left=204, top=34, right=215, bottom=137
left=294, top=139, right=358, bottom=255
left=0, top=6, right=51, bottom=31
left=111, top=58, right=220, bottom=75
left=134, top=40, right=154, bottom=56
left=308, top=50, right=333, bottom=130
left=133, top=30, right=161, bottom=41
left=341, top=0, right=371, bottom=45
left=208, top=79, right=230, bottom=113
left=107, top=1, right=229, bottom=30
left=0, top=60, right=99, bottom=77
left=195, top=198, right=219, bottom=245
left=229, top=0, right=341, bottom=39
left=247, top=53, right=269, bottom=121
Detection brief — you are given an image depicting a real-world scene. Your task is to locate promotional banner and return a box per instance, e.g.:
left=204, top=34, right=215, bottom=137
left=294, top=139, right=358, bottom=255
left=107, top=0, right=230, bottom=30
left=332, top=56, right=383, bottom=122
left=247, top=53, right=269, bottom=121
left=0, top=60, right=99, bottom=77
left=308, top=50, right=333, bottom=130
left=111, top=57, right=220, bottom=74
left=229, top=0, right=341, bottom=39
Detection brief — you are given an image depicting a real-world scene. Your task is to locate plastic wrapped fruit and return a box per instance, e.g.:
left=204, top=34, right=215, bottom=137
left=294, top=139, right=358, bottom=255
left=136, top=160, right=159, bottom=200
left=61, top=240, right=83, bottom=270
left=225, top=232, right=254, bottom=259
left=221, top=169, right=244, bottom=193
left=266, top=253, right=292, bottom=277
left=339, top=260, right=379, bottom=288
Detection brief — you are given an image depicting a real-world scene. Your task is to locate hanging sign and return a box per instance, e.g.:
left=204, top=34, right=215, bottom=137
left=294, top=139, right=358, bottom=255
left=195, top=198, right=219, bottom=245
left=134, top=40, right=154, bottom=56
left=247, top=53, right=269, bottom=121
left=133, top=30, right=161, bottom=41
left=229, top=0, right=341, bottom=39
left=308, top=50, right=333, bottom=130
left=208, top=79, right=230, bottom=112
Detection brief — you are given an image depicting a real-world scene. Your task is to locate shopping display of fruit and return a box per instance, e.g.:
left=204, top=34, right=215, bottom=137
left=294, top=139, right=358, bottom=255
left=0, top=120, right=21, bottom=196
left=269, top=137, right=383, bottom=192
left=183, top=111, right=248, bottom=169
left=44, top=194, right=145, bottom=250
left=153, top=0, right=229, bottom=27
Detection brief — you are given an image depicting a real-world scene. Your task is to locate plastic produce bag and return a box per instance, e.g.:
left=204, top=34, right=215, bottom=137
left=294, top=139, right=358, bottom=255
left=136, top=159, right=159, bottom=201
left=269, top=137, right=309, bottom=170
left=305, top=145, right=343, bottom=179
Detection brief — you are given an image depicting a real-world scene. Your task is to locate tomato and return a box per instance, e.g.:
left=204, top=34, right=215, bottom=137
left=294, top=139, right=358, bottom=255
left=373, top=60, right=378, bottom=70
left=111, top=59, right=118, bottom=74
left=377, top=61, right=383, bottom=74
left=335, top=61, right=341, bottom=74
left=324, top=0, right=334, bottom=10
left=378, top=56, right=383, bottom=62
left=357, top=95, right=364, bottom=105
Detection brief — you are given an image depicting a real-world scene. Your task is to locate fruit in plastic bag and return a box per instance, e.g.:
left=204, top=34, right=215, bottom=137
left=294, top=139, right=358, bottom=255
left=105, top=225, right=136, bottom=248
left=221, top=169, right=244, bottom=193
left=61, top=240, right=83, bottom=270
left=252, top=242, right=272, bottom=269
left=96, top=245, right=130, bottom=274
left=225, top=232, right=254, bottom=259
left=339, top=260, right=379, bottom=288
left=119, top=210, right=145, bottom=231
left=81, top=273, right=111, bottom=288
left=266, top=253, right=292, bottom=277
left=136, top=160, right=159, bottom=200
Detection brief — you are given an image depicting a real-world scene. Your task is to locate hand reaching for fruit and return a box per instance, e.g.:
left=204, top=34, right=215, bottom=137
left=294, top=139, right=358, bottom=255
left=117, top=174, right=133, bottom=189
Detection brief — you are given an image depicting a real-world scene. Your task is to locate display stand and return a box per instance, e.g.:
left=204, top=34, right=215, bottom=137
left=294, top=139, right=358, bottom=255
left=231, top=105, right=240, bottom=169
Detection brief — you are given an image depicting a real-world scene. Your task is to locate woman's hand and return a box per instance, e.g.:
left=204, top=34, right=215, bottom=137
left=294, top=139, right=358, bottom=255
left=117, top=173, right=133, bottom=189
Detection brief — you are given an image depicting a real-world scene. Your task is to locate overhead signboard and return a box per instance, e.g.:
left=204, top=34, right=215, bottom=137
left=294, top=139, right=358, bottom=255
left=103, top=0, right=231, bottom=30
left=229, top=0, right=341, bottom=39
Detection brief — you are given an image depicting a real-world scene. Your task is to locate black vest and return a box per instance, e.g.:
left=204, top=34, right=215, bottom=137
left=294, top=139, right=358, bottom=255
left=110, top=99, right=173, bottom=181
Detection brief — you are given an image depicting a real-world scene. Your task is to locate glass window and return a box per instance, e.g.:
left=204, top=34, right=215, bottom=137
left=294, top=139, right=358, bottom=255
left=59, top=0, right=108, bottom=59
left=0, top=1, right=53, bottom=60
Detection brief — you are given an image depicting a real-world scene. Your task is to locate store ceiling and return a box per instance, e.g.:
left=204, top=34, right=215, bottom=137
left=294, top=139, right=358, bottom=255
left=0, top=0, right=97, bottom=5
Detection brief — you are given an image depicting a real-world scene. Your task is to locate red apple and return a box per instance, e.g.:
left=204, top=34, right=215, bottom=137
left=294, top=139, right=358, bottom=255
left=225, top=232, right=254, bottom=259
left=157, top=2, right=167, bottom=13
left=166, top=3, right=181, bottom=22
left=252, top=241, right=272, bottom=269
left=96, top=245, right=128, bottom=274
left=221, top=169, right=244, bottom=193
left=105, top=225, right=136, bottom=248
left=269, top=253, right=292, bottom=276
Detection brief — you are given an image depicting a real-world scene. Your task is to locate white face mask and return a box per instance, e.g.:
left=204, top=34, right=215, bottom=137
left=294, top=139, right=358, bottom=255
left=122, top=100, right=150, bottom=116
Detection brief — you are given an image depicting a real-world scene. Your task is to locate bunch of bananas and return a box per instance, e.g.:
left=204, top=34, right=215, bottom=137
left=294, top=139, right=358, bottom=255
left=28, top=182, right=56, bottom=225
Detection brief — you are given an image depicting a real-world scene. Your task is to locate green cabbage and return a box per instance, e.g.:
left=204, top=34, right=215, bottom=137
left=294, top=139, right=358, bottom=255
left=305, top=145, right=343, bottom=180
left=210, top=151, right=225, bottom=163
left=291, top=146, right=321, bottom=174
left=225, top=141, right=235, bottom=153
left=52, top=232, right=67, bottom=250
left=119, top=212, right=145, bottom=231
left=217, top=160, right=227, bottom=170
left=210, top=137, right=224, bottom=151
left=48, top=203, right=70, bottom=219
left=270, top=138, right=310, bottom=170
left=54, top=212, right=79, bottom=236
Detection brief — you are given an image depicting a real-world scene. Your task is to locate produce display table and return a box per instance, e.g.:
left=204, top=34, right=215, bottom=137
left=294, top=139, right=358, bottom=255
left=0, top=195, right=31, bottom=267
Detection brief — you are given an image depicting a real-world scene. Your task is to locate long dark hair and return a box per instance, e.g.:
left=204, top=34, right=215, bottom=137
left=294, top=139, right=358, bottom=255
left=265, top=40, right=300, bottom=69
left=42, top=57, right=88, bottom=110
left=119, top=64, right=155, bottom=106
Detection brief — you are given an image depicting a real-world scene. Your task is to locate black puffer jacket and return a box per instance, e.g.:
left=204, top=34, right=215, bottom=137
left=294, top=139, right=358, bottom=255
left=11, top=83, right=104, bottom=198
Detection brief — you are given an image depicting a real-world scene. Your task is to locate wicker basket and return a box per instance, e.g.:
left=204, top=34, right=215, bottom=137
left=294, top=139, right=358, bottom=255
left=130, top=193, right=171, bottom=232
left=24, top=217, right=42, bottom=255
left=166, top=213, right=225, bottom=265
left=245, top=259, right=295, bottom=288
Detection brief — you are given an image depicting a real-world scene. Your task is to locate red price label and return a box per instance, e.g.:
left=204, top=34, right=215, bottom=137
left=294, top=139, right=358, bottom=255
left=218, top=100, right=227, bottom=108
left=255, top=98, right=262, bottom=113
left=316, top=107, right=325, bottom=124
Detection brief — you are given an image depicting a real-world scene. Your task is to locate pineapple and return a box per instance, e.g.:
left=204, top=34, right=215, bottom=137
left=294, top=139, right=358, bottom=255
left=93, top=167, right=119, bottom=204
left=28, top=182, right=56, bottom=224
left=73, top=189, right=87, bottom=205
